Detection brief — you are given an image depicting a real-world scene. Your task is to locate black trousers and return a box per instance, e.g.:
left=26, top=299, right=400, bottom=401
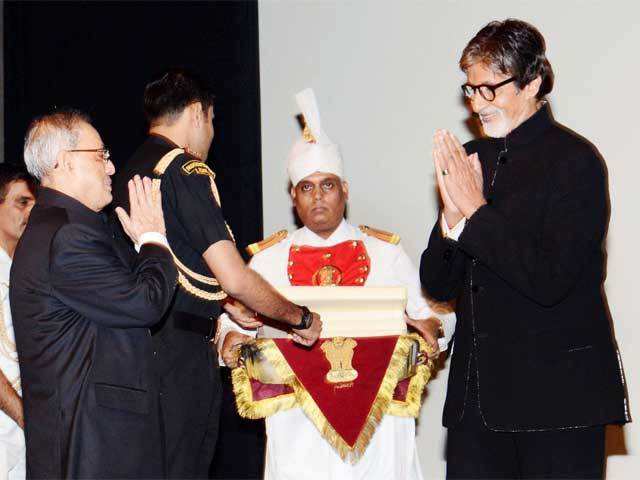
left=446, top=425, right=605, bottom=479
left=159, top=345, right=222, bottom=479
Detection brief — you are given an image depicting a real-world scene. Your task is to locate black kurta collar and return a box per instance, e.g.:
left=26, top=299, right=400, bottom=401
left=36, top=187, right=107, bottom=228
left=490, top=102, right=554, bottom=148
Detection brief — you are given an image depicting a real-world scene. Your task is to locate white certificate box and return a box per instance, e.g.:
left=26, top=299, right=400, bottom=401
left=275, top=286, right=408, bottom=338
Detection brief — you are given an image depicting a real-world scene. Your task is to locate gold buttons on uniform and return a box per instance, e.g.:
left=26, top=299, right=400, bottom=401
left=351, top=241, right=358, bottom=248
left=288, top=261, right=294, bottom=267
left=323, top=253, right=332, bottom=260
left=357, top=255, right=366, bottom=261
left=357, top=278, right=365, bottom=284
left=288, top=273, right=293, bottom=280
left=361, top=266, right=368, bottom=272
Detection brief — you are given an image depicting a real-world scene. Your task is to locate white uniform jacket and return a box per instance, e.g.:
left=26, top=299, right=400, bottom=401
left=219, top=220, right=455, bottom=480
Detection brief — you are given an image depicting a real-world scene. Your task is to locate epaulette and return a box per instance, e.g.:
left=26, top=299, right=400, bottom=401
left=358, top=225, right=400, bottom=245
left=246, top=230, right=288, bottom=256
left=153, top=148, right=185, bottom=176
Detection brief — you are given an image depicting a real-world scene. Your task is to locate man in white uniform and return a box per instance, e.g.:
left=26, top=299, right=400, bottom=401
left=0, top=165, right=36, bottom=480
left=218, top=89, right=455, bottom=480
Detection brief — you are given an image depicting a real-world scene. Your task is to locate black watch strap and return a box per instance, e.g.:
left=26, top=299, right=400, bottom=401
left=291, top=305, right=312, bottom=330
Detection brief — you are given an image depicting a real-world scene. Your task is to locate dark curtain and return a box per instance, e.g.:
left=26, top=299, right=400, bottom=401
left=3, top=0, right=263, bottom=253
left=4, top=2, right=266, bottom=478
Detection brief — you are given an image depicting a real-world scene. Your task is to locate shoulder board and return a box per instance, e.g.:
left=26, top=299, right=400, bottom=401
left=153, top=148, right=185, bottom=176
left=358, top=225, right=400, bottom=245
left=246, top=230, right=288, bottom=257
left=181, top=159, right=215, bottom=178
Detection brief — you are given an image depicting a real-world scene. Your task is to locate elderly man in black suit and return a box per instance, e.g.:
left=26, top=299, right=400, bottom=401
left=420, top=19, right=629, bottom=479
left=10, top=110, right=177, bottom=478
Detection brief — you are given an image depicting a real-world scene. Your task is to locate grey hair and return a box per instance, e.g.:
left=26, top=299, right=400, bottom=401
left=23, top=110, right=90, bottom=180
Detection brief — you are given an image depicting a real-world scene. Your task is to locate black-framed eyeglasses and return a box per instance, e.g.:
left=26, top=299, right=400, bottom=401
left=461, top=77, right=516, bottom=102
left=66, top=147, right=111, bottom=163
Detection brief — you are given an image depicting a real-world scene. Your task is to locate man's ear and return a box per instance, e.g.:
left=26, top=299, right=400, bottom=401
left=56, top=150, right=71, bottom=173
left=187, top=102, right=203, bottom=127
left=525, top=75, right=542, bottom=100
left=341, top=180, right=349, bottom=200
left=290, top=185, right=297, bottom=201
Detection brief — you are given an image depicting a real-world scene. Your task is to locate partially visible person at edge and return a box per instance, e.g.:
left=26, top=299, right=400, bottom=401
left=217, top=88, right=456, bottom=480
left=0, top=164, right=35, bottom=480
left=112, top=68, right=322, bottom=479
left=11, top=110, right=177, bottom=478
left=420, top=19, right=628, bottom=480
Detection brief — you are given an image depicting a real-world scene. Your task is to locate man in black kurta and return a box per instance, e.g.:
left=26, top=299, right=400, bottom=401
left=113, top=69, right=322, bottom=478
left=420, top=20, right=628, bottom=479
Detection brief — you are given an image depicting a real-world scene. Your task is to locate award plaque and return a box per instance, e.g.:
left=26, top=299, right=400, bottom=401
left=273, top=286, right=408, bottom=338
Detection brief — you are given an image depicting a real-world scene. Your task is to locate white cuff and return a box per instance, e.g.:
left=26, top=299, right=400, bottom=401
left=135, top=232, right=170, bottom=253
left=216, top=314, right=258, bottom=366
left=440, top=214, right=466, bottom=242
left=437, top=311, right=457, bottom=351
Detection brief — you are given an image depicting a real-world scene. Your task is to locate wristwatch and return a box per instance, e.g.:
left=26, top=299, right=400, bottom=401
left=291, top=305, right=313, bottom=330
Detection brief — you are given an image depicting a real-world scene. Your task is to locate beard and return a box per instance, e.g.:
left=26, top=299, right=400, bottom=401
left=478, top=107, right=510, bottom=138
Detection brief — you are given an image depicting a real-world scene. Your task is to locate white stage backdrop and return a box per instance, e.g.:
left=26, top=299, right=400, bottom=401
left=258, top=1, right=639, bottom=478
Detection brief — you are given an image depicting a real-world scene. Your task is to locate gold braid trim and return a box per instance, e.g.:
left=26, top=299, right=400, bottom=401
left=177, top=271, right=227, bottom=301
left=387, top=335, right=432, bottom=417
left=173, top=254, right=220, bottom=286
left=232, top=339, right=300, bottom=419
left=155, top=180, right=222, bottom=288
left=358, top=225, right=401, bottom=245
left=246, top=230, right=288, bottom=257
left=153, top=148, right=184, bottom=175
left=209, top=177, right=222, bottom=207
left=232, top=334, right=432, bottom=463
left=231, top=363, right=297, bottom=419
left=152, top=151, right=228, bottom=301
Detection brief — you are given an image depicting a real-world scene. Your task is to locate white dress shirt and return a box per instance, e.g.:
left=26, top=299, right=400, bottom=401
left=440, top=213, right=466, bottom=241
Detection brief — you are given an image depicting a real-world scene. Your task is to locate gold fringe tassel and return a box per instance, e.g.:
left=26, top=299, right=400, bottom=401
left=231, top=335, right=433, bottom=463
left=387, top=335, right=432, bottom=417
left=231, top=358, right=297, bottom=419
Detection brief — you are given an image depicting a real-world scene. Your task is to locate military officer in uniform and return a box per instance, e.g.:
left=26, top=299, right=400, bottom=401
left=217, top=88, right=455, bottom=480
left=113, top=69, right=321, bottom=479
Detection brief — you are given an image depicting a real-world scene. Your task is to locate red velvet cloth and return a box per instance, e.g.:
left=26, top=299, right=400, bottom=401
left=273, top=336, right=398, bottom=447
left=393, top=378, right=409, bottom=402
left=288, top=240, right=371, bottom=286
left=250, top=379, right=293, bottom=401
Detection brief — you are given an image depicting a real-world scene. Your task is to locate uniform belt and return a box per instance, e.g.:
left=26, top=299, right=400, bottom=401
left=172, top=311, right=216, bottom=340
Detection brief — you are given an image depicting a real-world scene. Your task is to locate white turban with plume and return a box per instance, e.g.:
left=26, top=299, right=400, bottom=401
left=287, top=88, right=343, bottom=186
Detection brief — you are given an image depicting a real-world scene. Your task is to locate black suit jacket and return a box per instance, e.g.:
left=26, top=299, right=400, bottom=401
left=420, top=105, right=629, bottom=431
left=10, top=188, right=177, bottom=479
